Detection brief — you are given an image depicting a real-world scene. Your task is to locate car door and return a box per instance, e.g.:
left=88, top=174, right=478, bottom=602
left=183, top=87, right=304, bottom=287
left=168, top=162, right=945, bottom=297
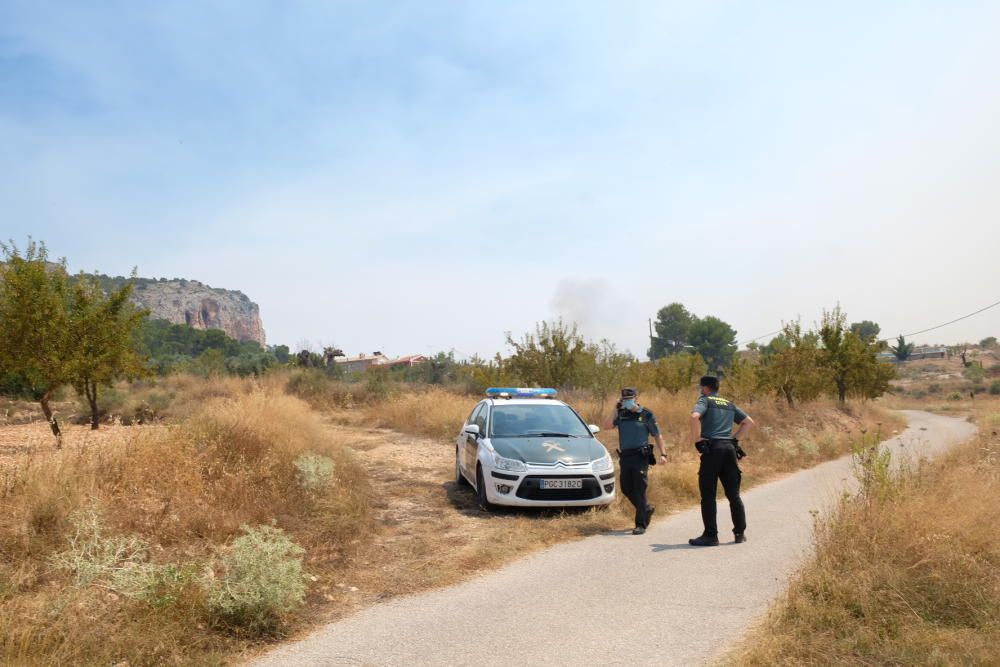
left=462, top=403, right=485, bottom=481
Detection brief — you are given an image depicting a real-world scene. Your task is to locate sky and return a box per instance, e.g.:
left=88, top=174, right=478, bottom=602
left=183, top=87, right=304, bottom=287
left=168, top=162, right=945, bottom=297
left=3, top=1, right=999, bottom=358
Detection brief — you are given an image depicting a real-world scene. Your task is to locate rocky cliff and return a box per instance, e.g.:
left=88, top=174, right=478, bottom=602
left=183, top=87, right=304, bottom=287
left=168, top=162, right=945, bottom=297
left=130, top=279, right=265, bottom=345
left=96, top=275, right=266, bottom=345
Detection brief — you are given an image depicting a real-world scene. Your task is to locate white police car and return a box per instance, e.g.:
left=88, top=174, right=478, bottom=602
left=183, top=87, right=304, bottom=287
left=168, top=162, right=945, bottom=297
left=455, top=388, right=616, bottom=509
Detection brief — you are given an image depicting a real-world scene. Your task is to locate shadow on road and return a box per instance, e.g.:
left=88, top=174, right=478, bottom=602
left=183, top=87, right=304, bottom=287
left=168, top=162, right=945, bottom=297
left=441, top=480, right=611, bottom=522
left=650, top=543, right=697, bottom=552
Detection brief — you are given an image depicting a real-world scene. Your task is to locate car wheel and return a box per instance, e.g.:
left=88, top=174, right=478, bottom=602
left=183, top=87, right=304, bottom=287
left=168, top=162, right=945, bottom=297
left=455, top=448, right=470, bottom=487
left=476, top=465, right=493, bottom=511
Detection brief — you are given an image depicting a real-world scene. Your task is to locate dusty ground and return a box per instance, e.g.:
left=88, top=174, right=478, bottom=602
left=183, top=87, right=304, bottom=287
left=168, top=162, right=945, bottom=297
left=0, top=420, right=163, bottom=465
left=303, top=419, right=618, bottom=627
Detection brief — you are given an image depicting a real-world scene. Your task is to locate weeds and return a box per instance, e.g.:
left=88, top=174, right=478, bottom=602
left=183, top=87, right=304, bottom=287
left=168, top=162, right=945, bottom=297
left=294, top=453, right=336, bottom=492
left=851, top=423, right=897, bottom=502
left=51, top=507, right=150, bottom=590
left=732, top=399, right=1000, bottom=665
left=0, top=382, right=369, bottom=663
left=206, top=525, right=308, bottom=634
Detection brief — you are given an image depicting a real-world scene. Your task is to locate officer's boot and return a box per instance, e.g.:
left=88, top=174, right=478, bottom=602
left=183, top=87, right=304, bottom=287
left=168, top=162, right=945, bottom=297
left=688, top=533, right=720, bottom=547
left=734, top=532, right=747, bottom=544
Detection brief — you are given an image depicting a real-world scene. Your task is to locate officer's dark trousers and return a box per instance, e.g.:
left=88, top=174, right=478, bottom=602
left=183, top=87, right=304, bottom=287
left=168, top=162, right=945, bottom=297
left=698, top=441, right=746, bottom=536
left=619, top=452, right=651, bottom=528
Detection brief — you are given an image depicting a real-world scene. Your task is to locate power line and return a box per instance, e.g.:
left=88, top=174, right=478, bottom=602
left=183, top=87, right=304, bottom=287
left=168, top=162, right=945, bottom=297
left=737, top=298, right=1000, bottom=348
left=739, top=329, right=783, bottom=346
left=878, top=298, right=1000, bottom=343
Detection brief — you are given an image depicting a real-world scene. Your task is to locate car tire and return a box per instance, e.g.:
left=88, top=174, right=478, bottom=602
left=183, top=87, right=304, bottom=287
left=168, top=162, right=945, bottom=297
left=476, top=465, right=493, bottom=511
left=455, top=448, right=470, bottom=487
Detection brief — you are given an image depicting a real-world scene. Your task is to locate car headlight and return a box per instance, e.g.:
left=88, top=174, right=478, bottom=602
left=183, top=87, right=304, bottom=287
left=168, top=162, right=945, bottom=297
left=492, top=452, right=527, bottom=473
left=592, top=454, right=613, bottom=473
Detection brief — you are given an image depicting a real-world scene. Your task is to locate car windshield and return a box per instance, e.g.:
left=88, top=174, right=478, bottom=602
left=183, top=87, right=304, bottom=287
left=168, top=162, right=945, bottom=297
left=490, top=403, right=591, bottom=438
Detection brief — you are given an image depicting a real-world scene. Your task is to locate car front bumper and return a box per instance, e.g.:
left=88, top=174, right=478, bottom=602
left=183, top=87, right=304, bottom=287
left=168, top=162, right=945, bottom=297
left=483, top=465, right=616, bottom=507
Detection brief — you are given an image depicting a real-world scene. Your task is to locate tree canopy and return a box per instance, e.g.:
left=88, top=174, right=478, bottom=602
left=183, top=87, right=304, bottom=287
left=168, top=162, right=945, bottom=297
left=648, top=302, right=737, bottom=370
left=850, top=320, right=882, bottom=343
left=67, top=273, right=149, bottom=429
left=890, top=335, right=914, bottom=361
left=0, top=240, right=73, bottom=436
left=648, top=303, right=695, bottom=359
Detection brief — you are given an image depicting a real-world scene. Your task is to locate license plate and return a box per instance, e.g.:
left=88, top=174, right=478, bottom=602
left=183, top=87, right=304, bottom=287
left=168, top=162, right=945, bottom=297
left=539, top=478, right=583, bottom=490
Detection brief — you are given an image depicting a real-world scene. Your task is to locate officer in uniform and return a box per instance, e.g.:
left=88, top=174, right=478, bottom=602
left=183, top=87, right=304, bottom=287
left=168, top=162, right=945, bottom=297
left=689, top=375, right=755, bottom=546
left=604, top=388, right=668, bottom=535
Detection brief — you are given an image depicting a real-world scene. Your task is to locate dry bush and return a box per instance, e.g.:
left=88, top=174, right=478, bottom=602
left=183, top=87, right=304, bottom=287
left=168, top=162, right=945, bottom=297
left=731, top=399, right=1000, bottom=666
left=0, top=384, right=371, bottom=664
left=357, top=386, right=476, bottom=440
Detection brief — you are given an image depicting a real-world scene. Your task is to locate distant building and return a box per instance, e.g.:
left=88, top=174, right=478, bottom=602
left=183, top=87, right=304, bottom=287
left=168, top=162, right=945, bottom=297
left=336, top=351, right=391, bottom=374
left=909, top=347, right=948, bottom=360
left=389, top=354, right=428, bottom=368
left=878, top=347, right=949, bottom=363
left=335, top=352, right=428, bottom=373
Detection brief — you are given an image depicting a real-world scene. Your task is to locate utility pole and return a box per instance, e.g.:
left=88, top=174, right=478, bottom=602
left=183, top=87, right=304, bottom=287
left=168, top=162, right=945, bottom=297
left=648, top=318, right=655, bottom=359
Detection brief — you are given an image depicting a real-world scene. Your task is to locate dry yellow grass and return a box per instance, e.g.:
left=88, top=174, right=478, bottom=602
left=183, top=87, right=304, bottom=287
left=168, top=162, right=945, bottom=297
left=0, top=373, right=902, bottom=665
left=729, top=398, right=1000, bottom=666
left=311, top=383, right=898, bottom=582
left=0, top=384, right=370, bottom=665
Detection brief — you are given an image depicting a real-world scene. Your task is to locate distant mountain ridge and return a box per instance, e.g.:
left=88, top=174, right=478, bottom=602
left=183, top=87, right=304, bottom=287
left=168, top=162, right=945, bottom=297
left=94, top=274, right=266, bottom=345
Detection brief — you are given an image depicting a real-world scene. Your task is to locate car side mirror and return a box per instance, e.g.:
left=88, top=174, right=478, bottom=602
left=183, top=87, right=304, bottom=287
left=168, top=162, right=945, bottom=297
left=463, top=424, right=480, bottom=436
left=588, top=424, right=600, bottom=434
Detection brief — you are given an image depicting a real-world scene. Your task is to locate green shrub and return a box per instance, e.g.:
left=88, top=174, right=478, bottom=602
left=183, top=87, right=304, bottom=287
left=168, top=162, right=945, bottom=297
left=947, top=391, right=962, bottom=401
left=989, top=380, right=1000, bottom=396
left=51, top=508, right=164, bottom=599
left=294, top=453, right=336, bottom=491
left=927, top=383, right=941, bottom=394
left=206, top=525, right=308, bottom=634
left=963, top=365, right=985, bottom=382
left=363, top=366, right=393, bottom=401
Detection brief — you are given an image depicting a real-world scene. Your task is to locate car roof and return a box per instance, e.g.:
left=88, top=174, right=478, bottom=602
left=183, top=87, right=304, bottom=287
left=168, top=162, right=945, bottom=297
left=485, top=398, right=569, bottom=407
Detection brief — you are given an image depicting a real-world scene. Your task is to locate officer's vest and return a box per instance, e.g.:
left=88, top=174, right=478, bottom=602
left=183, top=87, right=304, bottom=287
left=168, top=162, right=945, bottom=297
left=704, top=395, right=736, bottom=413
left=702, top=395, right=738, bottom=438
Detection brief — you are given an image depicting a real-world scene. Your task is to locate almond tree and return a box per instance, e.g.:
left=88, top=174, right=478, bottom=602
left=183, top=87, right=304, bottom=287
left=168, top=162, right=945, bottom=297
left=819, top=306, right=894, bottom=403
left=67, top=273, right=149, bottom=429
left=760, top=320, right=828, bottom=406
left=0, top=240, right=73, bottom=440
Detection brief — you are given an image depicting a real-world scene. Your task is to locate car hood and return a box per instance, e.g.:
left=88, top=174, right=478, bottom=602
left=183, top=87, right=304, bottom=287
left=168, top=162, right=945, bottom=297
left=490, top=436, right=607, bottom=465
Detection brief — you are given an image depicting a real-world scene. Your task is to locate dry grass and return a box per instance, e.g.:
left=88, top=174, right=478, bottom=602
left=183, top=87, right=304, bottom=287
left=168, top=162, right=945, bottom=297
left=728, top=398, right=1000, bottom=666
left=0, top=383, right=371, bottom=665
left=328, top=384, right=898, bottom=484
left=307, top=382, right=897, bottom=579
left=0, top=372, right=902, bottom=665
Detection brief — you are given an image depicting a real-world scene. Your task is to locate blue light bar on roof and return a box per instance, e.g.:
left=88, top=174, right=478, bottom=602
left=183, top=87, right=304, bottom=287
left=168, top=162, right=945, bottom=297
left=485, top=387, right=558, bottom=399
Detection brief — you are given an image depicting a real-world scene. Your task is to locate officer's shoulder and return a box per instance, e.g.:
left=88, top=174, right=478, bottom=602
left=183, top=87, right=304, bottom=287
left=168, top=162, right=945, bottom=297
left=640, top=407, right=656, bottom=418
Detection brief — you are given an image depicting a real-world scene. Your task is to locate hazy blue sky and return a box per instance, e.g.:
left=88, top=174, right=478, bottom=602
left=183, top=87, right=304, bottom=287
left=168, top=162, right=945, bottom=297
left=3, top=1, right=999, bottom=357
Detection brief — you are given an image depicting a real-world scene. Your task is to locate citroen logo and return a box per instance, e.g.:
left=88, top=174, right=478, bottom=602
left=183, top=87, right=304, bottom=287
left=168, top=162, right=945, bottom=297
left=542, top=442, right=565, bottom=453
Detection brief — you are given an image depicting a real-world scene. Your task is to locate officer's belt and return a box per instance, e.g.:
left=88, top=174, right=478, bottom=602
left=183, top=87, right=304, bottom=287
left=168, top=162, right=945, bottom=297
left=617, top=445, right=652, bottom=457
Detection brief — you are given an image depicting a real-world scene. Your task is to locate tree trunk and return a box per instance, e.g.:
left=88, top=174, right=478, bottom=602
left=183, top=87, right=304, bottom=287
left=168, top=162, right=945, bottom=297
left=782, top=384, right=795, bottom=407
left=837, top=378, right=847, bottom=404
left=39, top=390, right=62, bottom=446
left=85, top=379, right=100, bottom=430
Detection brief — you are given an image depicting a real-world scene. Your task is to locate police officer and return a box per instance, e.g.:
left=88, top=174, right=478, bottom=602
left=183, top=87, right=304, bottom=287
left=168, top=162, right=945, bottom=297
left=689, top=375, right=755, bottom=546
left=603, top=388, right=668, bottom=535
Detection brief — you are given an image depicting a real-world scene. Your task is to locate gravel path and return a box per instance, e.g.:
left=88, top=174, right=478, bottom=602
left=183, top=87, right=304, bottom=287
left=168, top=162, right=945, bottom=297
left=254, top=410, right=976, bottom=667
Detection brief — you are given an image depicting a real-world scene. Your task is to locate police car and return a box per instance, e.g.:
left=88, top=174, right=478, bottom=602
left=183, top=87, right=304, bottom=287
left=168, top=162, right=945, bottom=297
left=455, top=388, right=616, bottom=509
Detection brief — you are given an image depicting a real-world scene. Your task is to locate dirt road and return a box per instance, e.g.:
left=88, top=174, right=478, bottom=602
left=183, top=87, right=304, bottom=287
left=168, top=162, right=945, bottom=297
left=255, top=410, right=975, bottom=667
